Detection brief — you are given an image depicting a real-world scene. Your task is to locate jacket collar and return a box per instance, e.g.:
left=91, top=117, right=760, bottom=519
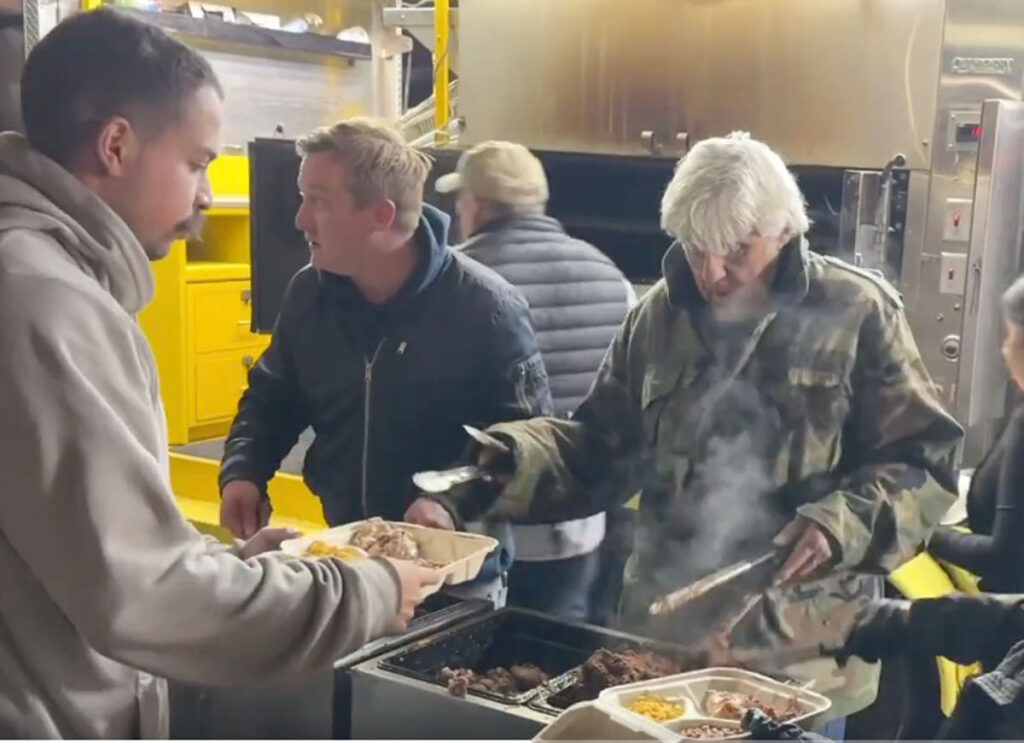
left=662, top=235, right=811, bottom=313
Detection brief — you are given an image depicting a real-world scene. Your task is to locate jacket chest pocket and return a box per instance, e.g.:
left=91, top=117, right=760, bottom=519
left=784, top=368, right=851, bottom=470
left=641, top=366, right=696, bottom=486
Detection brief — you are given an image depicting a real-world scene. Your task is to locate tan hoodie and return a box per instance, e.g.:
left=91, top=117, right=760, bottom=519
left=0, top=132, right=402, bottom=738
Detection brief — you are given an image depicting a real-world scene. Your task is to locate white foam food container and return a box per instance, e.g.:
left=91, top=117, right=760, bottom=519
left=280, top=519, right=499, bottom=586
left=533, top=701, right=673, bottom=742
left=595, top=667, right=832, bottom=739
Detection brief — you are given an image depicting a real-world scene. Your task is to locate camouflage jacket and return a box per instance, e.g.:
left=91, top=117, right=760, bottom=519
left=447, top=238, right=963, bottom=717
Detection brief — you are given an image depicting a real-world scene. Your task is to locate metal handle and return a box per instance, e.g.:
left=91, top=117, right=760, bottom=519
left=413, top=465, right=491, bottom=494
left=649, top=551, right=778, bottom=616
left=241, top=289, right=252, bottom=305
left=968, top=258, right=982, bottom=315
left=640, top=130, right=660, bottom=155
left=241, top=354, right=255, bottom=369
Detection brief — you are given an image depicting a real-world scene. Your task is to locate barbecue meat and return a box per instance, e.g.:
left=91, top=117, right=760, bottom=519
left=510, top=664, right=549, bottom=689
left=351, top=518, right=420, bottom=560
left=703, top=690, right=801, bottom=721
left=441, top=664, right=549, bottom=698
left=443, top=667, right=472, bottom=698
left=579, top=649, right=682, bottom=697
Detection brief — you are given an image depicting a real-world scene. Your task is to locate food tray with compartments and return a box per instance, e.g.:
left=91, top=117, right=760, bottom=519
left=280, top=519, right=498, bottom=585
left=593, top=667, right=832, bottom=739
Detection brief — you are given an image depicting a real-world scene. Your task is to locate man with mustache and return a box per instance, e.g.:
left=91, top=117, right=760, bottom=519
left=0, top=9, right=439, bottom=738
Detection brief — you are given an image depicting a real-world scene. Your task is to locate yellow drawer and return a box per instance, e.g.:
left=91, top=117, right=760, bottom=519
left=192, top=346, right=264, bottom=424
left=188, top=280, right=258, bottom=354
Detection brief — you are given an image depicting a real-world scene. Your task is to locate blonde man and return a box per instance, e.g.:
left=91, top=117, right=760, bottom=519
left=408, top=132, right=963, bottom=731
left=219, top=119, right=552, bottom=603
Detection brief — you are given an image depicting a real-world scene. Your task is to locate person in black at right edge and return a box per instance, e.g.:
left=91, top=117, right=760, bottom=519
left=927, top=274, right=1024, bottom=592
left=744, top=593, right=1024, bottom=740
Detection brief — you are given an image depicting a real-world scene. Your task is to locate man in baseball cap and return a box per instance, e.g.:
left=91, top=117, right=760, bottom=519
left=435, top=140, right=549, bottom=224
left=429, top=141, right=635, bottom=623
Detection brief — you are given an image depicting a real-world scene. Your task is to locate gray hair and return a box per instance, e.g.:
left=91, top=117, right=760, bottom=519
left=1003, top=274, right=1024, bottom=326
left=475, top=198, right=545, bottom=223
left=659, top=131, right=810, bottom=256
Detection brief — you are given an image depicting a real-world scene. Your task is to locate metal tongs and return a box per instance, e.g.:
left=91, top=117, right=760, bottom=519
left=648, top=550, right=781, bottom=617
left=728, top=642, right=844, bottom=671
left=412, top=425, right=510, bottom=494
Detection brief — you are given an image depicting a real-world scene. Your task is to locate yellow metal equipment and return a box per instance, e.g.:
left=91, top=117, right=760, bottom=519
left=889, top=553, right=982, bottom=716
left=136, top=154, right=321, bottom=534
left=433, top=0, right=450, bottom=145
left=170, top=452, right=325, bottom=538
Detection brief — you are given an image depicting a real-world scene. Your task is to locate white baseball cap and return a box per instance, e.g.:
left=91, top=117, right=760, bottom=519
left=435, top=141, right=549, bottom=206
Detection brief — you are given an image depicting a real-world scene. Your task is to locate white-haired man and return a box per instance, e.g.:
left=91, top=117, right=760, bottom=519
left=406, top=132, right=963, bottom=732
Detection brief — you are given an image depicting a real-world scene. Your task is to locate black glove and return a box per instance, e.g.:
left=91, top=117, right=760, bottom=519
left=835, top=598, right=911, bottom=665
left=741, top=709, right=832, bottom=742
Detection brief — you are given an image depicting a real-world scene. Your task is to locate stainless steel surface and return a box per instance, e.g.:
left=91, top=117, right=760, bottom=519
left=839, top=170, right=896, bottom=279
left=382, top=3, right=459, bottom=70
left=28, top=4, right=375, bottom=147
left=939, top=252, right=969, bottom=294
left=409, top=425, right=510, bottom=494
left=904, top=0, right=1024, bottom=426
left=351, top=655, right=550, bottom=739
left=370, top=0, right=403, bottom=121
left=464, top=424, right=510, bottom=452
left=719, top=593, right=764, bottom=638
left=456, top=0, right=1024, bottom=448
left=955, top=99, right=1024, bottom=426
left=649, top=551, right=777, bottom=617
left=224, top=0, right=375, bottom=34
left=187, top=44, right=372, bottom=148
left=383, top=6, right=440, bottom=27
left=20, top=0, right=36, bottom=53
left=169, top=594, right=491, bottom=739
left=459, top=0, right=944, bottom=169
left=169, top=670, right=334, bottom=740
left=413, top=464, right=490, bottom=493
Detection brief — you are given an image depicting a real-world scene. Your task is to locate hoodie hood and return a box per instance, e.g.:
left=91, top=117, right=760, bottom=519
left=0, top=132, right=154, bottom=314
left=392, top=201, right=452, bottom=299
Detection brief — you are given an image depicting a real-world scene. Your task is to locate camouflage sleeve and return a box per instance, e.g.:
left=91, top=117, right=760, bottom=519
left=796, top=301, right=964, bottom=572
left=907, top=593, right=1024, bottom=667
left=445, top=313, right=650, bottom=524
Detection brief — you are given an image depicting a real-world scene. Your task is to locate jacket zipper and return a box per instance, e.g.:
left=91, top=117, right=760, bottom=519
left=362, top=339, right=386, bottom=518
left=514, top=361, right=531, bottom=414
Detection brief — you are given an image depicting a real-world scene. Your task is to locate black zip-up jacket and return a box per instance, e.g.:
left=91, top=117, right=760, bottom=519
left=219, top=205, right=552, bottom=526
